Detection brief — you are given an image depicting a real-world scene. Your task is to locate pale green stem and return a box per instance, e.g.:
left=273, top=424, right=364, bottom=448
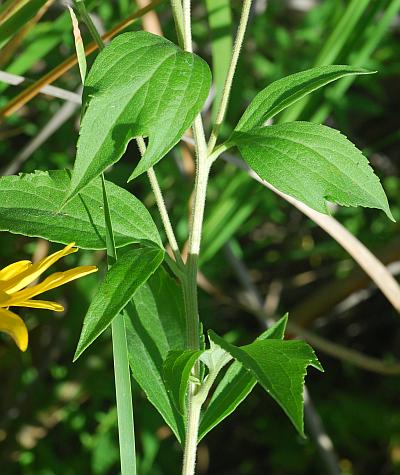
left=182, top=0, right=193, bottom=52
left=207, top=0, right=253, bottom=153
left=172, top=2, right=250, bottom=473
left=170, top=0, right=185, bottom=46
left=181, top=392, right=202, bottom=475
left=177, top=2, right=213, bottom=475
left=136, top=137, right=184, bottom=267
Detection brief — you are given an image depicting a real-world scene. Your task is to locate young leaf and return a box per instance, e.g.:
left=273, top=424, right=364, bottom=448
left=235, top=65, right=372, bottom=132
left=67, top=31, right=211, bottom=201
left=163, top=349, right=204, bottom=414
left=208, top=327, right=323, bottom=436
left=74, top=244, right=164, bottom=360
left=0, top=170, right=161, bottom=249
left=199, top=316, right=288, bottom=440
left=232, top=122, right=394, bottom=219
left=124, top=267, right=186, bottom=443
left=200, top=339, right=233, bottom=374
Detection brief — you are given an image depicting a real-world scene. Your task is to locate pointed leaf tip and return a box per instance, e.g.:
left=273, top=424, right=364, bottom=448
left=208, top=330, right=323, bottom=436
left=68, top=31, right=211, bottom=197
left=233, top=122, right=393, bottom=220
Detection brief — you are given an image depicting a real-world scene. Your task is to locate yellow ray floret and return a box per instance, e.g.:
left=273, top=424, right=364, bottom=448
left=0, top=242, right=97, bottom=351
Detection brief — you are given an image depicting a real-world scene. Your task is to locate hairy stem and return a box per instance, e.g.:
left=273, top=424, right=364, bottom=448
left=170, top=0, right=185, bottom=46
left=136, top=137, right=184, bottom=266
left=208, top=0, right=253, bottom=153
left=172, top=2, right=214, bottom=475
left=181, top=395, right=202, bottom=475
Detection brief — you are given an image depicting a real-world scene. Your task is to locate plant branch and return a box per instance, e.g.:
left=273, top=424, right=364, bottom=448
left=182, top=0, right=193, bottom=52
left=207, top=0, right=252, bottom=153
left=170, top=0, right=185, bottom=46
left=136, top=137, right=184, bottom=266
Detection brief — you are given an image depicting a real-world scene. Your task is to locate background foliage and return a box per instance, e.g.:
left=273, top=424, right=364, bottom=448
left=1, top=0, right=400, bottom=474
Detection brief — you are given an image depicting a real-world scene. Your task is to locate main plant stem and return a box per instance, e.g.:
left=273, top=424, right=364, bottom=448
left=172, top=1, right=253, bottom=473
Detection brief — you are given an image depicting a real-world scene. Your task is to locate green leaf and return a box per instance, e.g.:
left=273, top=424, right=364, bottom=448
left=163, top=349, right=204, bottom=414
left=233, top=122, right=394, bottom=220
left=235, top=65, right=372, bottom=132
left=199, top=316, right=287, bottom=441
left=208, top=328, right=323, bottom=436
left=74, top=244, right=164, bottom=360
left=0, top=170, right=161, bottom=249
left=67, top=31, right=211, bottom=200
left=124, top=266, right=186, bottom=443
left=200, top=339, right=233, bottom=374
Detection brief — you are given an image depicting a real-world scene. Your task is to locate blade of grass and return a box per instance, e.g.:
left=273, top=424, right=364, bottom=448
left=205, top=0, right=233, bottom=121
left=311, top=0, right=400, bottom=123
left=72, top=4, right=137, bottom=472
left=101, top=175, right=137, bottom=475
left=0, top=0, right=163, bottom=118
left=279, top=0, right=371, bottom=123
left=0, top=0, right=48, bottom=47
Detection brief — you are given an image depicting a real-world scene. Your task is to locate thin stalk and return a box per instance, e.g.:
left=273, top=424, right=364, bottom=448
left=136, top=137, right=184, bottom=267
left=74, top=0, right=105, bottom=51
left=77, top=5, right=137, bottom=474
left=170, top=0, right=185, bottom=46
left=207, top=0, right=252, bottom=153
left=182, top=0, right=193, bottom=52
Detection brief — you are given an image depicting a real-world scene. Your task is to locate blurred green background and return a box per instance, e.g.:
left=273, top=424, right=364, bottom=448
left=1, top=0, right=400, bottom=474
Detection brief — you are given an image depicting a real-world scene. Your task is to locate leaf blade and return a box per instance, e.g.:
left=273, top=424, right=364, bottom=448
left=74, top=244, right=164, bottom=360
left=124, top=267, right=187, bottom=443
left=235, top=65, right=373, bottom=132
left=208, top=327, right=323, bottom=436
left=0, top=170, right=161, bottom=249
left=67, top=31, right=211, bottom=200
left=199, top=316, right=288, bottom=440
left=163, top=349, right=204, bottom=414
left=233, top=122, right=393, bottom=219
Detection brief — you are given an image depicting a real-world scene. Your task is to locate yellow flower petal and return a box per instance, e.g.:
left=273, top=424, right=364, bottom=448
left=0, top=260, right=32, bottom=284
left=0, top=307, right=28, bottom=351
left=0, top=289, right=11, bottom=307
left=6, top=266, right=97, bottom=305
left=12, top=300, right=64, bottom=312
left=3, top=242, right=77, bottom=294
